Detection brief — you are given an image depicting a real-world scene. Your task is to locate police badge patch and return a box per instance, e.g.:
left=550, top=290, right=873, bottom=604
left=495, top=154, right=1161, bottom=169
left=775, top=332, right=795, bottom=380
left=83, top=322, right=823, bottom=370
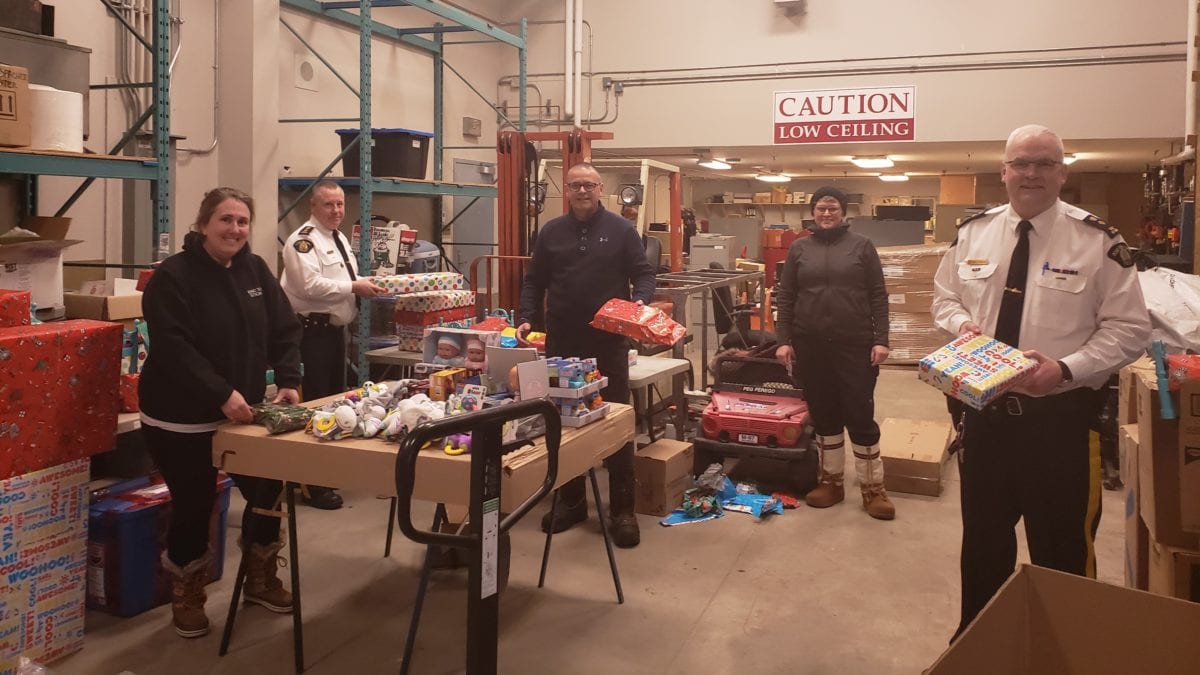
left=293, top=239, right=314, bottom=253
left=1107, top=242, right=1134, bottom=268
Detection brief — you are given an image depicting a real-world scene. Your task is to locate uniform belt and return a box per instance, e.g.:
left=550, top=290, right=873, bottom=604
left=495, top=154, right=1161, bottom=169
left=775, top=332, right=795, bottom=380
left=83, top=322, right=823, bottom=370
left=298, top=313, right=334, bottom=329
left=982, top=388, right=1093, bottom=418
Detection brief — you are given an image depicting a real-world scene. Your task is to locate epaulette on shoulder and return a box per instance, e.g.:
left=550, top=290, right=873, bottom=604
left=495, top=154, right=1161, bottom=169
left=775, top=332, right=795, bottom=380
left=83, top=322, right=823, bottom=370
left=298, top=225, right=314, bottom=236
left=1066, top=206, right=1120, bottom=238
left=956, top=205, right=1004, bottom=229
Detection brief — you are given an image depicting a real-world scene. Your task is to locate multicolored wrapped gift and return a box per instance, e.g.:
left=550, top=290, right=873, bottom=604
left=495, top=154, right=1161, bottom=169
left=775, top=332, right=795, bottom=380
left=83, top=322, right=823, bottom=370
left=0, top=289, right=32, bottom=327
left=590, top=298, right=688, bottom=346
left=917, top=333, right=1037, bottom=410
left=0, top=320, right=123, bottom=479
left=391, top=290, right=475, bottom=313
left=372, top=272, right=466, bottom=295
left=251, top=403, right=313, bottom=435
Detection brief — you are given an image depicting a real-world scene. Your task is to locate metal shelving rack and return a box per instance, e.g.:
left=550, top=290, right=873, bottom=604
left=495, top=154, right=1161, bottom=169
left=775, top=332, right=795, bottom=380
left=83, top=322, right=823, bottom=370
left=278, top=0, right=527, bottom=382
left=0, top=0, right=171, bottom=260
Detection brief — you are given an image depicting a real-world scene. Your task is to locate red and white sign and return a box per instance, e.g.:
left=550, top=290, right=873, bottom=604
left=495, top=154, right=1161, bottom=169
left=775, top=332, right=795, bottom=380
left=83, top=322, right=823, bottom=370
left=773, top=86, right=916, bottom=144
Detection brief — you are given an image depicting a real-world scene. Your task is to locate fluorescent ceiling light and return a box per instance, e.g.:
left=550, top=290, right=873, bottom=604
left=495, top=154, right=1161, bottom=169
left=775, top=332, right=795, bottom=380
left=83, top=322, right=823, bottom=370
left=1062, top=153, right=1078, bottom=165
left=755, top=173, right=791, bottom=183
left=698, top=158, right=731, bottom=170
left=851, top=156, right=894, bottom=169
left=878, top=174, right=909, bottom=182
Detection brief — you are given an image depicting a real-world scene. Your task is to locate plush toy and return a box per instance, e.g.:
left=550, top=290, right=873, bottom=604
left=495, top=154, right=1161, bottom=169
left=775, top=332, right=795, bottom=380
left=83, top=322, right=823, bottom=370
left=432, top=334, right=465, bottom=366
left=443, top=433, right=471, bottom=456
left=464, top=337, right=487, bottom=371
left=310, top=410, right=341, bottom=440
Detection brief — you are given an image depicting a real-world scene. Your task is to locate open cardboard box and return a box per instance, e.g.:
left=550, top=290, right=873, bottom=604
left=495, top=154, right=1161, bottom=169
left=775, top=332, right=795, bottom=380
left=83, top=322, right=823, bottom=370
left=63, top=278, right=143, bottom=321
left=928, top=565, right=1200, bottom=674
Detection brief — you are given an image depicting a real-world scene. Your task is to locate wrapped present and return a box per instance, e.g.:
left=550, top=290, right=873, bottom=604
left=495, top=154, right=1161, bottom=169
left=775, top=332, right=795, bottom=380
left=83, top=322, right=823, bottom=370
left=372, top=272, right=466, bottom=296
left=0, top=458, right=90, bottom=671
left=397, top=336, right=424, bottom=352
left=251, top=403, right=313, bottom=435
left=0, top=288, right=32, bottom=327
left=1166, top=353, right=1200, bottom=391
left=590, top=298, right=688, bottom=347
left=917, top=333, right=1037, bottom=410
left=394, top=304, right=475, bottom=328
left=119, top=373, right=139, bottom=413
left=392, top=289, right=474, bottom=313
left=0, top=320, right=123, bottom=480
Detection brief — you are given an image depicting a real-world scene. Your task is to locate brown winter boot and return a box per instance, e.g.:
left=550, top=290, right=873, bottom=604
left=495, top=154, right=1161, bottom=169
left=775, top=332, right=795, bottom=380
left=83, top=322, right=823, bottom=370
left=853, top=442, right=896, bottom=520
left=162, top=551, right=211, bottom=638
left=806, top=433, right=846, bottom=508
left=243, top=540, right=294, bottom=613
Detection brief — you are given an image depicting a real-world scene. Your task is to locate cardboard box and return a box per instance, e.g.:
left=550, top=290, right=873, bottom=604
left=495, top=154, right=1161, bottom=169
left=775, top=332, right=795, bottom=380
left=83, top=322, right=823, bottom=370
left=752, top=192, right=772, bottom=204
left=62, top=292, right=143, bottom=321
left=1120, top=423, right=1150, bottom=590
left=770, top=185, right=789, bottom=204
left=1148, top=539, right=1200, bottom=603
left=927, top=564, right=1200, bottom=674
left=1135, top=373, right=1200, bottom=547
left=634, top=439, right=694, bottom=516
left=0, top=63, right=31, bottom=148
left=880, top=418, right=952, bottom=496
left=885, top=288, right=934, bottom=314
left=0, top=320, right=122, bottom=480
left=0, top=459, right=90, bottom=673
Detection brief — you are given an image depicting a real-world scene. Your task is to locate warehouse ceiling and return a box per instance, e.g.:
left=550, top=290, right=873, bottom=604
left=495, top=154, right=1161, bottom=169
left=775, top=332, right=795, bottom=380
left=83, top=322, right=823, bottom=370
left=581, top=137, right=1181, bottom=180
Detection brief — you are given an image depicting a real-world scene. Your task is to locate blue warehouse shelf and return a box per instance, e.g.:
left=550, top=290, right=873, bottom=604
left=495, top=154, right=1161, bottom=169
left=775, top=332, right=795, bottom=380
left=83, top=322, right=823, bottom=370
left=0, top=149, right=160, bottom=181
left=279, top=176, right=495, bottom=198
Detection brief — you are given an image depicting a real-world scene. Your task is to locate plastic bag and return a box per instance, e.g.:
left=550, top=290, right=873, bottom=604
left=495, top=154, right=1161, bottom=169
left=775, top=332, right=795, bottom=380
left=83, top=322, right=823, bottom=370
left=1138, top=267, right=1200, bottom=353
left=251, top=403, right=313, bottom=435
left=722, top=493, right=784, bottom=519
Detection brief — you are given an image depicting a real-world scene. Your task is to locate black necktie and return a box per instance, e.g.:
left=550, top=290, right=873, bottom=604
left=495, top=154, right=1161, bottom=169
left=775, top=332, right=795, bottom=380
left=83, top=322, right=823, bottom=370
left=994, top=219, right=1032, bottom=347
left=332, top=232, right=357, bottom=281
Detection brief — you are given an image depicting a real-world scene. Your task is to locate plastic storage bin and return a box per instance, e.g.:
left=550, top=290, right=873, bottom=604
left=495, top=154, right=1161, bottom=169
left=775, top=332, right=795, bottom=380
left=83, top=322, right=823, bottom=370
left=336, top=127, right=433, bottom=179
left=86, top=473, right=233, bottom=617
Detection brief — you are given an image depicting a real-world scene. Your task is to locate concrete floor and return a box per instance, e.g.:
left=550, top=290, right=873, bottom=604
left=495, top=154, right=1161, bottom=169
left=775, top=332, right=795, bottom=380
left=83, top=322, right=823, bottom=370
left=57, top=368, right=1126, bottom=674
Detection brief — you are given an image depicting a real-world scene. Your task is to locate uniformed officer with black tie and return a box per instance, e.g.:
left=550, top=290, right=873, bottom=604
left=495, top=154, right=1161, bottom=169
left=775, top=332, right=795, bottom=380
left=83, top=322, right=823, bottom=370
left=931, top=124, right=1150, bottom=640
left=281, top=180, right=387, bottom=509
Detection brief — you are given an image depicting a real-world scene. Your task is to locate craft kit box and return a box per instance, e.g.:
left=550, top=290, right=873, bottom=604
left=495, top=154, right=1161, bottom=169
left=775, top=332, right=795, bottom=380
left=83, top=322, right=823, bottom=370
left=86, top=473, right=233, bottom=617
left=917, top=334, right=1036, bottom=410
left=0, top=320, right=122, bottom=479
left=0, top=459, right=91, bottom=674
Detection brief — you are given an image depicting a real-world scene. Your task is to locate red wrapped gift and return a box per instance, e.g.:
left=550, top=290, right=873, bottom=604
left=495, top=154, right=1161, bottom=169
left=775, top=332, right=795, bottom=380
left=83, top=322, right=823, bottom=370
left=0, top=320, right=123, bottom=480
left=1166, top=353, right=1200, bottom=391
left=119, top=373, right=140, bottom=412
left=0, top=288, right=32, bottom=327
left=393, top=304, right=475, bottom=328
left=472, top=316, right=510, bottom=333
left=590, top=298, right=687, bottom=346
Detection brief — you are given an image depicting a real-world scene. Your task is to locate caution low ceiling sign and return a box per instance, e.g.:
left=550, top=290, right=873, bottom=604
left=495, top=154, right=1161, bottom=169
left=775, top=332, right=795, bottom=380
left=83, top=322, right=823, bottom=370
left=773, top=85, right=916, bottom=144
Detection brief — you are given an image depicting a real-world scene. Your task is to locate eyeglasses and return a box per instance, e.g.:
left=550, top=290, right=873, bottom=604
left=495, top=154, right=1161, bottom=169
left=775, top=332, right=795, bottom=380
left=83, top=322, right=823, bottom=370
left=566, top=182, right=600, bottom=192
left=1004, top=159, right=1062, bottom=172
left=814, top=206, right=842, bottom=214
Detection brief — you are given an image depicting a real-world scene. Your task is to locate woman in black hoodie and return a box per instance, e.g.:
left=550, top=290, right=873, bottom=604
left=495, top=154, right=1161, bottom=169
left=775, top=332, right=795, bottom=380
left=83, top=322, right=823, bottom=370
left=775, top=186, right=895, bottom=521
left=138, top=187, right=303, bottom=638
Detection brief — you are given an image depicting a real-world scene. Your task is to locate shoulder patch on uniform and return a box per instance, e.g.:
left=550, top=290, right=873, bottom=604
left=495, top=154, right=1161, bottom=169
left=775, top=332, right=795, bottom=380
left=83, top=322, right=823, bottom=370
left=1107, top=242, right=1134, bottom=268
left=293, top=239, right=314, bottom=253
left=955, top=211, right=988, bottom=229
left=298, top=225, right=314, bottom=236
left=1084, top=214, right=1120, bottom=239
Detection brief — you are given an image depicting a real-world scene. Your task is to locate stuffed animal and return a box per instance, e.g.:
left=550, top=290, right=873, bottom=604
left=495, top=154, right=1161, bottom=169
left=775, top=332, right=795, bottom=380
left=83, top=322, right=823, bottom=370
left=443, top=433, right=471, bottom=456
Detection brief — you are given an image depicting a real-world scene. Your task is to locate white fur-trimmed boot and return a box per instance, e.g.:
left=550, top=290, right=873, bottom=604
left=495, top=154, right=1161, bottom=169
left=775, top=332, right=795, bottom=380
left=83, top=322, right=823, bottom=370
left=806, top=433, right=846, bottom=508
left=853, top=442, right=895, bottom=520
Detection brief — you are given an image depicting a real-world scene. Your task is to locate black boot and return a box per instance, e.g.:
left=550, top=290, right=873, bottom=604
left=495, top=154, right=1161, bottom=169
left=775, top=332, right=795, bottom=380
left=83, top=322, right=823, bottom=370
left=607, top=444, right=640, bottom=548
left=541, top=476, right=588, bottom=533
left=301, top=485, right=343, bottom=510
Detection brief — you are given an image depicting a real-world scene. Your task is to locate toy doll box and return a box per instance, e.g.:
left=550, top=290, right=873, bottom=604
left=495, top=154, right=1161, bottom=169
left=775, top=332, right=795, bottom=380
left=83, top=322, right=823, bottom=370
left=421, top=325, right=503, bottom=367
left=917, top=333, right=1036, bottom=410
left=0, top=459, right=90, bottom=673
left=0, top=320, right=123, bottom=480
left=86, top=473, right=232, bottom=617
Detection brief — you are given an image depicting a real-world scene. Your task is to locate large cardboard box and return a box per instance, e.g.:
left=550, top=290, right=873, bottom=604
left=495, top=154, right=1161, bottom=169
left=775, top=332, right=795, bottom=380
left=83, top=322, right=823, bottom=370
left=635, top=439, right=694, bottom=516
left=1119, top=357, right=1153, bottom=425
left=0, top=459, right=90, bottom=673
left=927, top=565, right=1200, bottom=674
left=1135, top=373, right=1200, bottom=547
left=62, top=292, right=143, bottom=321
left=1149, top=539, right=1200, bottom=603
left=0, top=320, right=122, bottom=480
left=1120, top=423, right=1150, bottom=590
left=880, top=418, right=952, bottom=496
left=0, top=63, right=31, bottom=148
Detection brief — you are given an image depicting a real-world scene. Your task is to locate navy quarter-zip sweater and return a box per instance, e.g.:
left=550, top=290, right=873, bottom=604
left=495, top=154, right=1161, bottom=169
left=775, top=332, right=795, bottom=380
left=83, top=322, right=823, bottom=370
left=139, top=232, right=303, bottom=425
left=775, top=223, right=889, bottom=347
left=519, top=204, right=656, bottom=339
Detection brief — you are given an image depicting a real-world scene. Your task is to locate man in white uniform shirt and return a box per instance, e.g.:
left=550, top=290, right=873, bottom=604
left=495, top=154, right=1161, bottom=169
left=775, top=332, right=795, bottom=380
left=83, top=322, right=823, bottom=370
left=931, top=124, right=1150, bottom=640
left=281, top=180, right=387, bottom=509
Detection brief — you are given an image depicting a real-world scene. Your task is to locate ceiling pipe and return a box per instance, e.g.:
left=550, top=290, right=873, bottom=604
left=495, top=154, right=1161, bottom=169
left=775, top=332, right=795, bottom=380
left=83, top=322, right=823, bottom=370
left=1163, top=0, right=1198, bottom=165
left=573, top=0, right=583, bottom=129
left=563, top=0, right=574, bottom=121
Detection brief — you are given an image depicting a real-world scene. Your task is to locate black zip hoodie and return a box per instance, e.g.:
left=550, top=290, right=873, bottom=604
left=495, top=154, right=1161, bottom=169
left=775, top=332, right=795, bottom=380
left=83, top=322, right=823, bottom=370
left=775, top=223, right=889, bottom=347
left=138, top=231, right=302, bottom=425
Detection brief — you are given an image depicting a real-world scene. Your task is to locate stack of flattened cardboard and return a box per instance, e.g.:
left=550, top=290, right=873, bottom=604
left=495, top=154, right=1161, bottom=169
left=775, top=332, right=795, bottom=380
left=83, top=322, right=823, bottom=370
left=877, top=243, right=953, bottom=362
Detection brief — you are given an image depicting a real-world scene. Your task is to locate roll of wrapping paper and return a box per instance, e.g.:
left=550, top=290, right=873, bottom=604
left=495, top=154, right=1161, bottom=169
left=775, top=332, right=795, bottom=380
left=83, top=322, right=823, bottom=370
left=1151, top=340, right=1176, bottom=420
